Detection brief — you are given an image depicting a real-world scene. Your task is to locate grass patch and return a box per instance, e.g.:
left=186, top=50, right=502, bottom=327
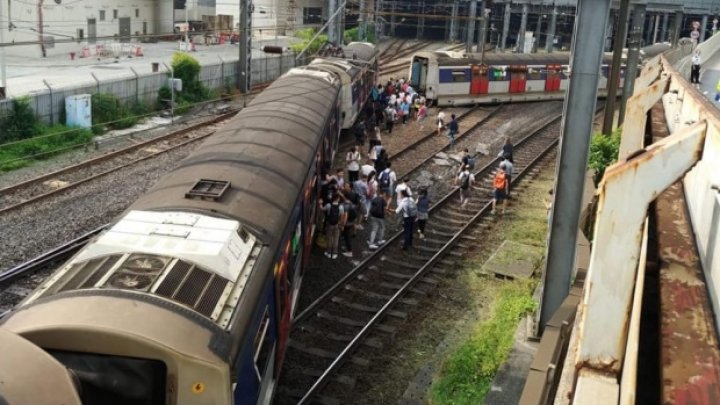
left=430, top=280, right=537, bottom=404
left=0, top=125, right=94, bottom=172
left=429, top=167, right=555, bottom=404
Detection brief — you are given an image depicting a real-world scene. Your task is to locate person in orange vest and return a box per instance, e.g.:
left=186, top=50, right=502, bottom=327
left=491, top=165, right=509, bottom=215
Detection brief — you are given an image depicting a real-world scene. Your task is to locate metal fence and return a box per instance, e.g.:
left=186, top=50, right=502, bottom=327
left=0, top=53, right=298, bottom=125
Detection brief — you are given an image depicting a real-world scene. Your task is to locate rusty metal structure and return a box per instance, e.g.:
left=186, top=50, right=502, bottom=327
left=520, top=31, right=720, bottom=404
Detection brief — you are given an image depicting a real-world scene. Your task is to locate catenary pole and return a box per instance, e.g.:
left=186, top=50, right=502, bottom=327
left=478, top=1, right=488, bottom=54
left=0, top=0, right=7, bottom=94
left=518, top=3, right=528, bottom=53
left=239, top=0, right=252, bottom=93
left=539, top=0, right=612, bottom=333
left=619, top=1, right=646, bottom=125
left=501, top=2, right=510, bottom=51
left=671, top=10, right=682, bottom=47
left=701, top=15, right=708, bottom=42
left=466, top=0, right=477, bottom=53
left=602, top=0, right=630, bottom=135
left=546, top=6, right=557, bottom=53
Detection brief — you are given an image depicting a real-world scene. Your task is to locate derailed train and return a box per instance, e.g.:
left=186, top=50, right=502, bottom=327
left=0, top=42, right=377, bottom=405
left=409, top=43, right=671, bottom=106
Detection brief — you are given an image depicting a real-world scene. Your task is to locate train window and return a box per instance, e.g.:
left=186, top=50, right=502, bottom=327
left=489, top=68, right=506, bottom=81
left=254, top=308, right=273, bottom=381
left=49, top=350, right=167, bottom=405
left=527, top=68, right=544, bottom=80
left=451, top=70, right=468, bottom=82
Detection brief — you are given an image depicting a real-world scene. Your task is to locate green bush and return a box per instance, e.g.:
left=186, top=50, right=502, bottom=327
left=289, top=28, right=328, bottom=55
left=588, top=128, right=622, bottom=185
left=91, top=94, right=151, bottom=133
left=344, top=25, right=375, bottom=44
left=431, top=281, right=537, bottom=404
left=0, top=97, right=42, bottom=143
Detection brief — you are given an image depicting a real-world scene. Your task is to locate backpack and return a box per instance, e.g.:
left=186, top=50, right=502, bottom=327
left=345, top=202, right=357, bottom=223
left=493, top=172, right=507, bottom=190
left=466, top=155, right=476, bottom=170
left=370, top=197, right=385, bottom=217
left=327, top=204, right=341, bottom=225
left=460, top=173, right=471, bottom=190
left=404, top=199, right=418, bottom=217
left=378, top=169, right=391, bottom=189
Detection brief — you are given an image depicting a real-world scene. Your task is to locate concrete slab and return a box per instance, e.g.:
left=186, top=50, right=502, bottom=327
left=481, top=240, right=543, bottom=279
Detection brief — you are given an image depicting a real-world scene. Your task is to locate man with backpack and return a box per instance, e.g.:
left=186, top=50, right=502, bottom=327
left=378, top=162, right=397, bottom=207
left=459, top=148, right=476, bottom=173
left=456, top=165, right=475, bottom=207
left=395, top=189, right=418, bottom=250
left=368, top=190, right=388, bottom=249
left=320, top=193, right=346, bottom=259
left=491, top=165, right=509, bottom=215
left=499, top=157, right=514, bottom=197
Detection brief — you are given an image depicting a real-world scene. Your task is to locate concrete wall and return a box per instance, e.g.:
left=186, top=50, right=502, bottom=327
left=0, top=53, right=296, bottom=125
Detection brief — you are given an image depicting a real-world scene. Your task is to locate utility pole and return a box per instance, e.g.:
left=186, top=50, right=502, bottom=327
left=518, top=3, right=528, bottom=53
left=416, top=1, right=426, bottom=39
left=671, top=10, right=682, bottom=47
left=653, top=14, right=659, bottom=43
left=700, top=15, right=708, bottom=42
left=358, top=0, right=366, bottom=41
left=449, top=2, right=459, bottom=42
left=619, top=1, right=646, bottom=125
left=0, top=0, right=7, bottom=97
left=539, top=0, right=612, bottom=333
left=501, top=2, right=510, bottom=51
left=467, top=0, right=477, bottom=53
left=327, top=0, right=338, bottom=45
left=602, top=0, right=630, bottom=135
left=239, top=0, right=252, bottom=93
left=375, top=0, right=383, bottom=41
left=478, top=2, right=489, bottom=55
left=546, top=6, right=557, bottom=53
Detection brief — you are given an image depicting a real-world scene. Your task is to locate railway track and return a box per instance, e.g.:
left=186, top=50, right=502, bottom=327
left=276, top=107, right=566, bottom=404
left=377, top=39, right=406, bottom=63
left=0, top=113, right=236, bottom=215
left=0, top=226, right=106, bottom=313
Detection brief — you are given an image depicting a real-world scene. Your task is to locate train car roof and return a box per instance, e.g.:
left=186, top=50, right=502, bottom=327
left=129, top=70, right=341, bottom=247
left=640, top=43, right=671, bottom=58
left=344, top=41, right=378, bottom=61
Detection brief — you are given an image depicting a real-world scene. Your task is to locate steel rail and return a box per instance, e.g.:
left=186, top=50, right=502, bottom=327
left=0, top=225, right=107, bottom=285
left=297, top=122, right=561, bottom=404
left=0, top=111, right=237, bottom=199
left=293, top=107, right=562, bottom=326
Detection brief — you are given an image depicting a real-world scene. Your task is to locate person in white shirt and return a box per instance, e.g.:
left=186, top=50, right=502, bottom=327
left=437, top=110, right=446, bottom=136
left=395, top=177, right=412, bottom=208
left=395, top=189, right=416, bottom=250
left=346, top=146, right=361, bottom=183
left=691, top=50, right=701, bottom=85
left=361, top=160, right=376, bottom=177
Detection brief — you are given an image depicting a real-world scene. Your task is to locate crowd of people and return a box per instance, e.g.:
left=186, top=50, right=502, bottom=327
left=317, top=77, right=517, bottom=259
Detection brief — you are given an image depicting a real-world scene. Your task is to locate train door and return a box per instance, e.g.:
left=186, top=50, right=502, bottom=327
left=509, top=66, right=527, bottom=93
left=470, top=64, right=489, bottom=95
left=410, top=56, right=429, bottom=90
left=545, top=65, right=561, bottom=91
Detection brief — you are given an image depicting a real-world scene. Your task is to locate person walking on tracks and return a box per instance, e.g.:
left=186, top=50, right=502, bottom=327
left=320, top=193, right=346, bottom=259
left=416, top=189, right=431, bottom=239
left=499, top=157, right=514, bottom=197
left=353, top=174, right=370, bottom=221
left=447, top=114, right=459, bottom=149
left=456, top=165, right=475, bottom=207
left=368, top=190, right=388, bottom=249
left=491, top=165, right=509, bottom=215
left=499, top=137, right=514, bottom=162
left=459, top=148, right=477, bottom=173
left=394, top=177, right=412, bottom=210
left=378, top=162, right=397, bottom=208
left=396, top=189, right=418, bottom=250
left=437, top=110, right=446, bottom=136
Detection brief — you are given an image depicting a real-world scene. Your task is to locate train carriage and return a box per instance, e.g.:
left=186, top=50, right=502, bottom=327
left=407, top=48, right=679, bottom=107
left=0, top=65, right=351, bottom=404
left=310, top=42, right=379, bottom=129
